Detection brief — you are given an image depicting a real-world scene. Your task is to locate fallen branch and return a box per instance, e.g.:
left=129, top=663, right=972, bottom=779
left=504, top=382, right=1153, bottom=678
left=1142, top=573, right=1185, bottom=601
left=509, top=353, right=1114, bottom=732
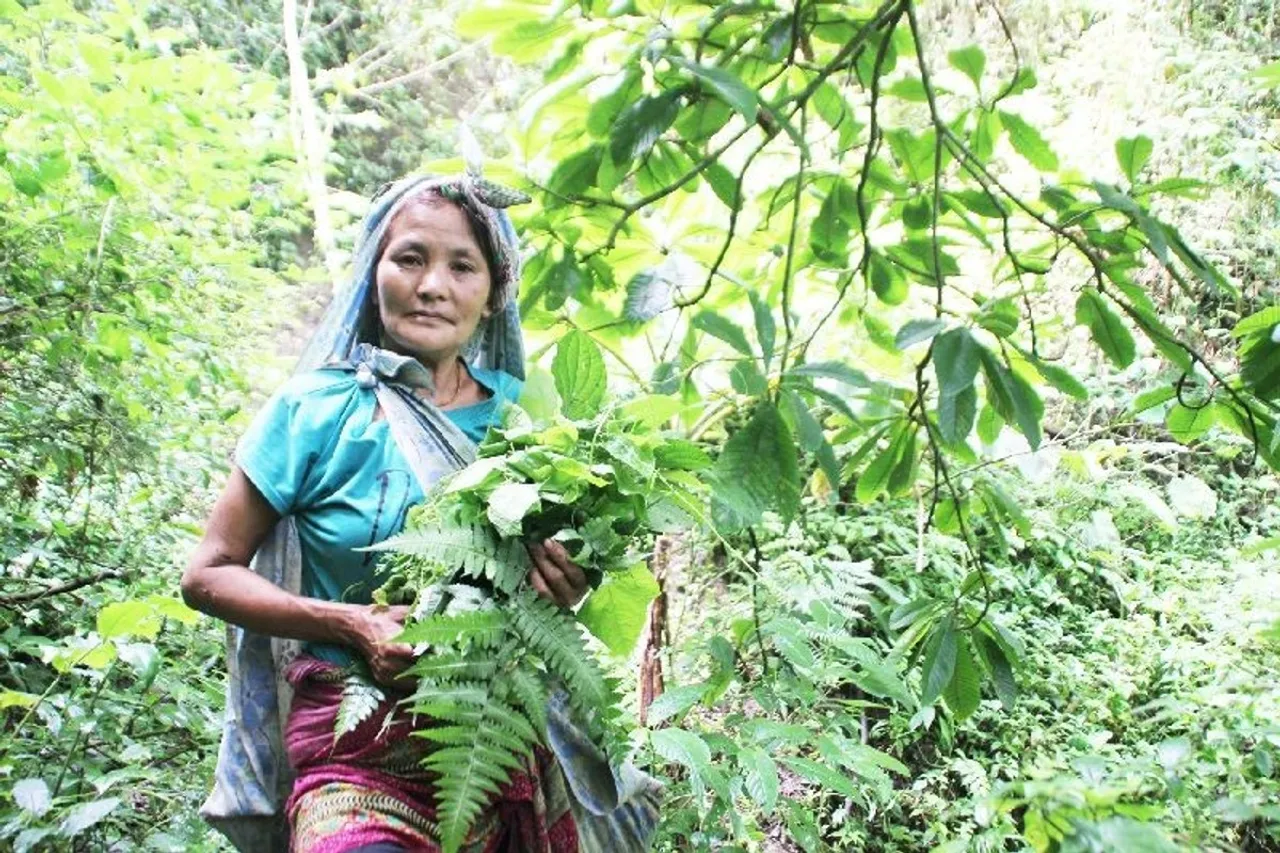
left=0, top=569, right=124, bottom=606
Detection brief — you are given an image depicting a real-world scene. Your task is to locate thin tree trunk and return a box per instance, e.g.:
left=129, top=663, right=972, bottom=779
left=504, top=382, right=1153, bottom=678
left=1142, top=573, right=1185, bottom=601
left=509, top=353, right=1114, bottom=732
left=638, top=535, right=671, bottom=726
left=283, top=0, right=343, bottom=290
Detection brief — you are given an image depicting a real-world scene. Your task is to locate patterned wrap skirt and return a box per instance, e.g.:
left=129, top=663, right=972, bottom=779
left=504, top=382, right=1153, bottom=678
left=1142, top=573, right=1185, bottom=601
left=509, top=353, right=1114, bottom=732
left=283, top=657, right=579, bottom=853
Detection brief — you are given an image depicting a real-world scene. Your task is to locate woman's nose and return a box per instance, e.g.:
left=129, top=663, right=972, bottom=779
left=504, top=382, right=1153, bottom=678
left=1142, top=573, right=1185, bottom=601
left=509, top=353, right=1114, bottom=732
left=415, top=263, right=447, bottom=299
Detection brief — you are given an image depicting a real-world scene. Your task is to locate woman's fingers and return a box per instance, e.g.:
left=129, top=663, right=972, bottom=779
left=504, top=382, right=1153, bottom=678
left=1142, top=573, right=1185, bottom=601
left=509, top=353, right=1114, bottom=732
left=527, top=540, right=586, bottom=608
left=542, top=539, right=587, bottom=595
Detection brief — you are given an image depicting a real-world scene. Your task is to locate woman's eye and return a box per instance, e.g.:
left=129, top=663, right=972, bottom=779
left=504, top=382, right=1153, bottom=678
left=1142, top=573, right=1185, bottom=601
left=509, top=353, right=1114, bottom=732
left=397, top=254, right=423, bottom=267
left=452, top=262, right=476, bottom=274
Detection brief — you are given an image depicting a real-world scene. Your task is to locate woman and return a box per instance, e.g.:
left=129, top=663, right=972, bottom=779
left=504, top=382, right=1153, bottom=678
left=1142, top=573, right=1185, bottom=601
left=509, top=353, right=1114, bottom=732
left=183, top=175, right=658, bottom=853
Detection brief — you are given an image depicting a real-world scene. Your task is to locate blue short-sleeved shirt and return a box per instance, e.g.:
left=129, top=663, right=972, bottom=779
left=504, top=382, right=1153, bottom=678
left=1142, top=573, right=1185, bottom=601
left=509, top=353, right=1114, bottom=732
left=236, top=363, right=521, bottom=665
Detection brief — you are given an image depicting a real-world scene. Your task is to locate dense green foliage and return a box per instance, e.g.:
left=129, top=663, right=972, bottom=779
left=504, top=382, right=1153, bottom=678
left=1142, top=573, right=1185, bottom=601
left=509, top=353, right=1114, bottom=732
left=2, top=0, right=1278, bottom=850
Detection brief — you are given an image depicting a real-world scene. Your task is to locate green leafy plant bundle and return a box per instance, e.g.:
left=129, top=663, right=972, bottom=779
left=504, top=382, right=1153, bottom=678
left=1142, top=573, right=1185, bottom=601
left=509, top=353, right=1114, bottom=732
left=340, top=330, right=707, bottom=853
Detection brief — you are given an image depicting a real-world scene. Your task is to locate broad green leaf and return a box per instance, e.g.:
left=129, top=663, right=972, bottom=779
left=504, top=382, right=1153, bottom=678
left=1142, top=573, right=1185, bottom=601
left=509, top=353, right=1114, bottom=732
left=933, top=328, right=982, bottom=400
left=998, top=110, right=1059, bottom=172
left=712, top=403, right=801, bottom=523
left=943, top=634, right=981, bottom=720
left=645, top=684, right=704, bottom=726
left=974, top=631, right=1017, bottom=710
left=654, top=439, right=712, bottom=470
left=1028, top=356, right=1088, bottom=400
left=781, top=756, right=860, bottom=798
left=692, top=311, right=753, bottom=356
left=552, top=331, right=607, bottom=419
left=976, top=298, right=1019, bottom=338
left=980, top=349, right=1043, bottom=449
left=487, top=482, right=540, bottom=537
left=920, top=621, right=958, bottom=707
left=869, top=252, right=909, bottom=304
left=579, top=563, right=660, bottom=656
left=650, top=727, right=711, bottom=773
left=1231, top=306, right=1280, bottom=339
left=1075, top=287, right=1136, bottom=368
left=547, top=146, right=602, bottom=197
left=623, top=269, right=672, bottom=322
left=619, top=394, right=682, bottom=429
left=609, top=91, right=681, bottom=166
left=811, top=178, right=857, bottom=261
left=740, top=747, right=779, bottom=815
left=971, top=109, right=1002, bottom=162
left=671, top=57, right=757, bottom=120
left=60, top=797, right=120, bottom=837
left=948, top=45, right=985, bottom=89
left=13, top=779, right=51, bottom=817
left=703, top=160, right=738, bottom=208
left=896, top=318, right=946, bottom=351
left=938, top=384, right=977, bottom=444
left=1166, top=402, right=1219, bottom=442
left=97, top=600, right=162, bottom=640
left=1116, top=135, right=1154, bottom=183
left=856, top=424, right=906, bottom=504
left=0, top=690, right=39, bottom=709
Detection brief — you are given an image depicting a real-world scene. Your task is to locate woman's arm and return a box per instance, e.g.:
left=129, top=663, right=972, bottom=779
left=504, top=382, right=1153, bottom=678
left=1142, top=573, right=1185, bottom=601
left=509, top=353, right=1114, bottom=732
left=181, top=466, right=414, bottom=685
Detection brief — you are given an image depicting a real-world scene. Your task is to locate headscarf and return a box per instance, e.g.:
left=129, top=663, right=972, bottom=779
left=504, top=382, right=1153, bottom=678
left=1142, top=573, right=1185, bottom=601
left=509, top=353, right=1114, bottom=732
left=201, top=175, right=660, bottom=852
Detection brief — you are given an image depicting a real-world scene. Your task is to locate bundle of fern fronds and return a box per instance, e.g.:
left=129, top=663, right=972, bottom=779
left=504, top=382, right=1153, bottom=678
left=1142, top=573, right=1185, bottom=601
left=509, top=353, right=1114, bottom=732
left=337, top=332, right=708, bottom=853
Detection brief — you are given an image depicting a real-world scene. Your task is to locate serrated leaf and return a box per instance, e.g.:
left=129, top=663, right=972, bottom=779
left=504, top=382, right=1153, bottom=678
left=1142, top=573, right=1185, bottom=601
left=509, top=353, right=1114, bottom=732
left=740, top=747, right=779, bottom=815
left=60, top=797, right=120, bottom=837
left=712, top=403, right=801, bottom=524
left=578, top=563, right=660, bottom=656
left=654, top=439, right=712, bottom=470
left=552, top=330, right=607, bottom=419
left=623, top=269, right=673, bottom=322
left=13, top=779, right=50, bottom=817
left=938, top=384, right=977, bottom=444
left=692, top=311, right=753, bottom=356
left=645, top=683, right=704, bottom=726
left=998, top=110, right=1059, bottom=172
left=335, top=675, right=385, bottom=743
left=1116, top=135, right=1154, bottom=183
left=610, top=90, right=681, bottom=165
left=651, top=727, right=711, bottom=773
left=1029, top=356, right=1088, bottom=400
left=979, top=349, right=1043, bottom=449
left=856, top=424, right=906, bottom=504
left=1075, top=287, right=1135, bottom=368
left=781, top=756, right=859, bottom=798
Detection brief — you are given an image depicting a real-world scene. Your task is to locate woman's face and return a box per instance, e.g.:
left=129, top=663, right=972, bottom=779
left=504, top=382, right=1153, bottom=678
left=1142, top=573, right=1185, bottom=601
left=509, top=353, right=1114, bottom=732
left=375, top=198, right=492, bottom=367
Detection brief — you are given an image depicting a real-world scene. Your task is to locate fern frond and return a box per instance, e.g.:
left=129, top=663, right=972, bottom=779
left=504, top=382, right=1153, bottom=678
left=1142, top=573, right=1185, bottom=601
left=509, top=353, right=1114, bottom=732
left=378, top=522, right=531, bottom=594
left=505, top=665, right=550, bottom=738
left=397, top=609, right=507, bottom=648
left=419, top=682, right=541, bottom=853
left=334, top=673, right=384, bottom=744
left=508, top=592, right=612, bottom=718
left=404, top=651, right=498, bottom=683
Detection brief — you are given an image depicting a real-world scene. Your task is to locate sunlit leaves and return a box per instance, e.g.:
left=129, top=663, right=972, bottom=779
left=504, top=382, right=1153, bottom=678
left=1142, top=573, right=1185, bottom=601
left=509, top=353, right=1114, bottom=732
left=670, top=58, right=757, bottom=121
left=609, top=91, right=682, bottom=166
left=1115, top=135, right=1154, bottom=183
left=552, top=330, right=607, bottom=418
left=1075, top=288, right=1136, bottom=368
left=948, top=45, right=986, bottom=89
left=578, top=563, right=660, bottom=656
left=998, top=110, right=1059, bottom=172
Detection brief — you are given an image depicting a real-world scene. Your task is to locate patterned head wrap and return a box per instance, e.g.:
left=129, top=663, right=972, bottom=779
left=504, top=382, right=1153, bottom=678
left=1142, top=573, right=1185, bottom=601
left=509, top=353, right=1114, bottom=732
left=298, top=174, right=531, bottom=380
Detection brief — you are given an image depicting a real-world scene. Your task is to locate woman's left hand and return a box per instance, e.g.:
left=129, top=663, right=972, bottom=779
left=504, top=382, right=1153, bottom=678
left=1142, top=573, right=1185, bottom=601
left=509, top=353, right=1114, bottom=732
left=527, top=538, right=588, bottom=609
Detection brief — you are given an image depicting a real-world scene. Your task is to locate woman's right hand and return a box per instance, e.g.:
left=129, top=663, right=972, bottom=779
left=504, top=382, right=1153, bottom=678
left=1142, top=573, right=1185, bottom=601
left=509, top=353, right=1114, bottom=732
left=346, top=604, right=416, bottom=688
